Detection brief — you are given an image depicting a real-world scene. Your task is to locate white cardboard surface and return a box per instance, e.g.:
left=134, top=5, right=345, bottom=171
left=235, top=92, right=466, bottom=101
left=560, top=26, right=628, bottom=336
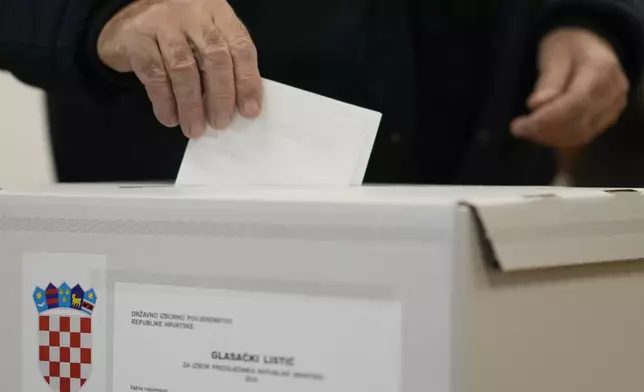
left=4, top=185, right=644, bottom=392
left=2, top=184, right=455, bottom=392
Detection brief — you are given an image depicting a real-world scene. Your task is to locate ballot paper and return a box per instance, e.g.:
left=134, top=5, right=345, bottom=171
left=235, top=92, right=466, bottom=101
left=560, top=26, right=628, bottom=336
left=176, top=79, right=382, bottom=186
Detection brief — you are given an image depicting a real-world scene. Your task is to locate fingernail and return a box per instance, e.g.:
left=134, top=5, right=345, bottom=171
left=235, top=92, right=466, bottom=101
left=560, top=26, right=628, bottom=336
left=214, top=113, right=233, bottom=130
left=242, top=99, right=261, bottom=118
left=182, top=124, right=192, bottom=138
left=190, top=122, right=205, bottom=138
left=158, top=115, right=178, bottom=128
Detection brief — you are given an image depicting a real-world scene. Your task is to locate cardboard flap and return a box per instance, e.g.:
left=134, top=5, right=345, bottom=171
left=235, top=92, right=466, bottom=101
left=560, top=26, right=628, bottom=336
left=463, top=189, right=644, bottom=271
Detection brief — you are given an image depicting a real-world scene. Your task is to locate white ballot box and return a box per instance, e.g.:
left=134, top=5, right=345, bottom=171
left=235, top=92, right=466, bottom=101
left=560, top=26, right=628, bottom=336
left=1, top=185, right=644, bottom=392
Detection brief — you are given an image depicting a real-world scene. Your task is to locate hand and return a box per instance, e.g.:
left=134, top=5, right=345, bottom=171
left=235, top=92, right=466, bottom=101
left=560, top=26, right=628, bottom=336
left=98, top=0, right=263, bottom=138
left=511, top=28, right=629, bottom=147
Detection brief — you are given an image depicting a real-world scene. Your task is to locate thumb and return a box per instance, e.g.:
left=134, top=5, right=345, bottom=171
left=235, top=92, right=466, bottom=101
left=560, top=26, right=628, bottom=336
left=529, top=48, right=574, bottom=109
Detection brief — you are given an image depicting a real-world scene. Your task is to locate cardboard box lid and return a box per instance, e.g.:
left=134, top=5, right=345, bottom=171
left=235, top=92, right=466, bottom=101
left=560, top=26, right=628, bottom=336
left=1, top=185, right=643, bottom=271
left=464, top=189, right=644, bottom=272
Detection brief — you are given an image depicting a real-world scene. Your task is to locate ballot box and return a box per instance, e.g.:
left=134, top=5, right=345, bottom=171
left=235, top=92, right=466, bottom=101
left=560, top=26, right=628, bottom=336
left=1, top=185, right=644, bottom=392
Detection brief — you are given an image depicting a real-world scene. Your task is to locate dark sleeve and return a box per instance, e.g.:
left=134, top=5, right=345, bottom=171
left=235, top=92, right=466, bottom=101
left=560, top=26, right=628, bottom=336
left=0, top=0, right=136, bottom=94
left=539, top=0, right=644, bottom=85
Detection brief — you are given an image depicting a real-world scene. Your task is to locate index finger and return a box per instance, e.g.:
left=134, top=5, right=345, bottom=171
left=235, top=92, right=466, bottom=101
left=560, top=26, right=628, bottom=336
left=158, top=32, right=206, bottom=138
left=216, top=6, right=263, bottom=118
left=188, top=23, right=236, bottom=130
left=130, top=40, right=179, bottom=129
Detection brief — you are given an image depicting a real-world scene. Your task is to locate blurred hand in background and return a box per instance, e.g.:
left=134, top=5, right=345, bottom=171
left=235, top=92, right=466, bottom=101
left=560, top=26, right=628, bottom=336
left=511, top=27, right=629, bottom=148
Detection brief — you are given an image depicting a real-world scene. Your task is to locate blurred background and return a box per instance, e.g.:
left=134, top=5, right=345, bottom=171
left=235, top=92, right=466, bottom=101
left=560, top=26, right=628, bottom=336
left=2, top=70, right=644, bottom=189
left=0, top=72, right=55, bottom=187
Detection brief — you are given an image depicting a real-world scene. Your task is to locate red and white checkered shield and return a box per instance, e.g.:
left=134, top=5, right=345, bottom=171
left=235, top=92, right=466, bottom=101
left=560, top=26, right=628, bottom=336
left=38, top=314, right=92, bottom=392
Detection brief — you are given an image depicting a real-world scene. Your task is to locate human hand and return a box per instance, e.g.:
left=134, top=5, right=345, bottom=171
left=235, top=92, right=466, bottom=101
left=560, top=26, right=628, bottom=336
left=511, top=28, right=629, bottom=147
left=98, top=0, right=263, bottom=138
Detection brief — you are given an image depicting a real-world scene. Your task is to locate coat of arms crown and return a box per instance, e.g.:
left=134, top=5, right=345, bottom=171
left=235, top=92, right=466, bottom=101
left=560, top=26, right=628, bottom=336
left=33, top=282, right=97, bottom=316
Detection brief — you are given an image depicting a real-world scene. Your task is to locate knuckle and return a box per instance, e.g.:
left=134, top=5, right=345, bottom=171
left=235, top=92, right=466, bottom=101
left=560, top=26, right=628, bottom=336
left=142, top=68, right=167, bottom=84
left=235, top=72, right=259, bottom=85
left=201, top=44, right=232, bottom=68
left=230, top=38, right=258, bottom=62
left=179, top=100, right=203, bottom=110
left=168, top=55, right=198, bottom=73
left=212, top=90, right=235, bottom=102
left=164, top=39, right=198, bottom=71
left=202, top=25, right=224, bottom=46
left=138, top=60, right=168, bottom=84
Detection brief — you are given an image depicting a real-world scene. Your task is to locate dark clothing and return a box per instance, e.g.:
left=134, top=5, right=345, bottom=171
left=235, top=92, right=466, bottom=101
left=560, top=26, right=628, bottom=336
left=2, top=0, right=644, bottom=185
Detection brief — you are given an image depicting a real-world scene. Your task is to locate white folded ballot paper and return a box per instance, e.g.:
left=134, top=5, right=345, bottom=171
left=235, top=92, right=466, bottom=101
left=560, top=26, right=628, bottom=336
left=176, top=79, right=382, bottom=186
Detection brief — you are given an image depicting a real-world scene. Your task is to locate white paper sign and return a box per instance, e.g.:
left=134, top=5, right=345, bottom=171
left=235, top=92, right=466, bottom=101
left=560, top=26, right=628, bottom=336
left=21, top=253, right=107, bottom=392
left=176, top=79, right=382, bottom=187
left=113, top=282, right=401, bottom=392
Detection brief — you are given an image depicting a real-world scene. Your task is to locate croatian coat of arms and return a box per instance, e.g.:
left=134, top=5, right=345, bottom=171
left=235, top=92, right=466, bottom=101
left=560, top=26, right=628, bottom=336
left=32, top=282, right=97, bottom=392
